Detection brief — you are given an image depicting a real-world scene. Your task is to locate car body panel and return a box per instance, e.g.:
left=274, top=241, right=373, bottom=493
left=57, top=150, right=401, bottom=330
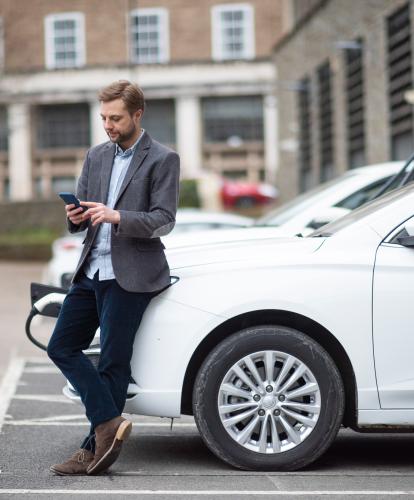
left=122, top=224, right=381, bottom=417
left=373, top=223, right=414, bottom=409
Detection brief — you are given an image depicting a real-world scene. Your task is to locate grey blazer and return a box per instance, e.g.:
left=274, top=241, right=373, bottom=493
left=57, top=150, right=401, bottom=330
left=69, top=131, right=180, bottom=293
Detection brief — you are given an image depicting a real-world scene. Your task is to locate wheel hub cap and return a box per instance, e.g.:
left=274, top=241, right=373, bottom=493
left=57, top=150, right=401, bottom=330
left=262, top=395, right=277, bottom=410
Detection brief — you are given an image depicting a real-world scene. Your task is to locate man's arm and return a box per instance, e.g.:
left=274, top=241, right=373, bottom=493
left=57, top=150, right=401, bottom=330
left=67, top=150, right=91, bottom=233
left=115, top=151, right=180, bottom=239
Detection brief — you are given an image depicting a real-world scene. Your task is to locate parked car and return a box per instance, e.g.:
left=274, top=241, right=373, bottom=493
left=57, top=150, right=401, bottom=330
left=221, top=180, right=278, bottom=208
left=43, top=208, right=253, bottom=288
left=159, top=161, right=405, bottom=250
left=31, top=182, right=414, bottom=470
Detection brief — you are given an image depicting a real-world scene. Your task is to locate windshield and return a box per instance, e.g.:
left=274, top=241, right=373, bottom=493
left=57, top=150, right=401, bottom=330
left=255, top=173, right=360, bottom=226
left=309, top=183, right=414, bottom=237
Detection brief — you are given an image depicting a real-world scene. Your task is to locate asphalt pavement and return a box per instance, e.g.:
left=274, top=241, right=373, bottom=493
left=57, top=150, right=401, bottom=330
left=1, top=262, right=414, bottom=499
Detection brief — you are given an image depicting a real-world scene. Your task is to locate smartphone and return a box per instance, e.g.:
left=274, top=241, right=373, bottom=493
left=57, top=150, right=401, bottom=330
left=58, top=192, right=86, bottom=212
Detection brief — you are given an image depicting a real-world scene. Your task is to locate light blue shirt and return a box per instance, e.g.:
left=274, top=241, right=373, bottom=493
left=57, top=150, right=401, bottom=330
left=84, top=131, right=144, bottom=281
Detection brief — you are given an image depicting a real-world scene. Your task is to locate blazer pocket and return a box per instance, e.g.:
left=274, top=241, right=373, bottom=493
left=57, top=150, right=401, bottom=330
left=136, top=239, right=165, bottom=252
left=130, top=177, right=151, bottom=185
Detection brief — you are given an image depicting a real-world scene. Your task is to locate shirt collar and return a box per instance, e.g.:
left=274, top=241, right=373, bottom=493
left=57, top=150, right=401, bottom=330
left=115, top=129, right=145, bottom=157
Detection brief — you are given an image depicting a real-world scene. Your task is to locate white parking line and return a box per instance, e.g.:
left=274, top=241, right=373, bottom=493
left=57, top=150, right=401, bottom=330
left=1, top=490, right=414, bottom=496
left=4, top=420, right=196, bottom=427
left=0, top=357, right=25, bottom=433
left=23, top=367, right=60, bottom=374
left=12, top=394, right=74, bottom=403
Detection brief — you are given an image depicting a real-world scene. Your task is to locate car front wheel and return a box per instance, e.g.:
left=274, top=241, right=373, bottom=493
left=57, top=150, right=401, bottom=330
left=193, top=325, right=345, bottom=471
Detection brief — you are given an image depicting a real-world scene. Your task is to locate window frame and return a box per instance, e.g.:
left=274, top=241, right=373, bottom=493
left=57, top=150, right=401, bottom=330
left=36, top=103, right=90, bottom=150
left=129, top=7, right=170, bottom=64
left=44, top=12, right=86, bottom=69
left=211, top=3, right=255, bottom=61
left=0, top=17, right=4, bottom=70
left=202, top=95, right=264, bottom=143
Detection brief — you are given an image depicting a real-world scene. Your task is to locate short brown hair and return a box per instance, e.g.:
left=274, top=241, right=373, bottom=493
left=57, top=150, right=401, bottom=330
left=98, top=80, right=145, bottom=115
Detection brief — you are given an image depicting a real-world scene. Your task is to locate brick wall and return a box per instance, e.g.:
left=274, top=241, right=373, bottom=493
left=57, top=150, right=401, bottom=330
left=1, top=0, right=283, bottom=72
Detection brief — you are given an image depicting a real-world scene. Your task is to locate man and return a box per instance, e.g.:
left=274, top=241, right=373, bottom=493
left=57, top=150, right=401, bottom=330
left=47, top=80, right=180, bottom=476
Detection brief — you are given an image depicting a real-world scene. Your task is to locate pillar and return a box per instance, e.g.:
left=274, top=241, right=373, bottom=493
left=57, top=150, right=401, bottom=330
left=9, top=103, right=32, bottom=200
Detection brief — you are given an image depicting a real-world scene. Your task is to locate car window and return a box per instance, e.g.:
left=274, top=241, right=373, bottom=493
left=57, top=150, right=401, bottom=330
left=334, top=177, right=392, bottom=210
left=255, top=173, right=360, bottom=226
left=310, top=183, right=414, bottom=237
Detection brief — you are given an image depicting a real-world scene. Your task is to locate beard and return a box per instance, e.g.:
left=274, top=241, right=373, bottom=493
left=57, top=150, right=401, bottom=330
left=108, top=122, right=138, bottom=147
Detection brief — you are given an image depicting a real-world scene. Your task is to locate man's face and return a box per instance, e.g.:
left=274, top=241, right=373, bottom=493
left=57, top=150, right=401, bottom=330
left=100, top=98, right=142, bottom=147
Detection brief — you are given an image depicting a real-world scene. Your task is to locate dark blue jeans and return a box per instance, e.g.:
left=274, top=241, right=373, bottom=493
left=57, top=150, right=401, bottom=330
left=47, top=271, right=153, bottom=452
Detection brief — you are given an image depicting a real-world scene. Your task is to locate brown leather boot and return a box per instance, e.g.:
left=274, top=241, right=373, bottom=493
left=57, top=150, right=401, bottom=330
left=87, top=416, right=132, bottom=475
left=50, top=449, right=94, bottom=475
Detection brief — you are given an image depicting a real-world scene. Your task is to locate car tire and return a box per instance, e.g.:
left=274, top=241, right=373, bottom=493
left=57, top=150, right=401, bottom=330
left=192, top=325, right=344, bottom=471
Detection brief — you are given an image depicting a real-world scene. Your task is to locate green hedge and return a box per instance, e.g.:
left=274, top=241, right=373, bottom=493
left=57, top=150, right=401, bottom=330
left=0, top=228, right=60, bottom=261
left=179, top=179, right=200, bottom=208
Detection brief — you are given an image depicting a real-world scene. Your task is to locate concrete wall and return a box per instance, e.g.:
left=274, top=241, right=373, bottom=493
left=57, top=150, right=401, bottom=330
left=0, top=200, right=66, bottom=233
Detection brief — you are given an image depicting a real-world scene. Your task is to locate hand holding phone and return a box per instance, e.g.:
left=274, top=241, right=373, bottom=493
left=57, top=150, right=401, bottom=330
left=59, top=192, right=87, bottom=226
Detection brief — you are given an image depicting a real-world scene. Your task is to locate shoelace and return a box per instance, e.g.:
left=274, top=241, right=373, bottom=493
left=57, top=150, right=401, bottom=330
left=77, top=449, right=86, bottom=463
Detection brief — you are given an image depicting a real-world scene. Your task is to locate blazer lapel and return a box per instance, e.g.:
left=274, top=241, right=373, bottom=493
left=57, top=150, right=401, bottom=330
left=114, top=131, right=152, bottom=206
left=100, top=143, right=116, bottom=203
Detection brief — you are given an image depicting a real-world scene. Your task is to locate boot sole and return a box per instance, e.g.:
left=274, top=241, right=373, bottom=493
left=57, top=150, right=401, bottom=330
left=87, top=420, right=132, bottom=475
left=50, top=466, right=90, bottom=476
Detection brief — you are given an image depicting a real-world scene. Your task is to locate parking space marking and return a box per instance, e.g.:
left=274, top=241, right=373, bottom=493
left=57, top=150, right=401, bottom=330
left=23, top=367, right=60, bottom=374
left=0, top=357, right=25, bottom=432
left=4, top=420, right=197, bottom=427
left=12, top=394, right=74, bottom=403
left=1, top=490, right=414, bottom=496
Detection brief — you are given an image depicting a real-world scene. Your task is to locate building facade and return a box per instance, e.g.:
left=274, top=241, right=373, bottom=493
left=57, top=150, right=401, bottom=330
left=0, top=0, right=286, bottom=201
left=273, top=0, right=414, bottom=202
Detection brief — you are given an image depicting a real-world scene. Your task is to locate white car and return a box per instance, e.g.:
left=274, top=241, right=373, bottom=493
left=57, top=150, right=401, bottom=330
left=164, top=162, right=405, bottom=250
left=43, top=209, right=253, bottom=288
left=32, top=182, right=414, bottom=470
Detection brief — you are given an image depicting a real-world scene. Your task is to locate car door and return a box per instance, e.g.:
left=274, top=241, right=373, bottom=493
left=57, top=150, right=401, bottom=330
left=372, top=215, right=414, bottom=408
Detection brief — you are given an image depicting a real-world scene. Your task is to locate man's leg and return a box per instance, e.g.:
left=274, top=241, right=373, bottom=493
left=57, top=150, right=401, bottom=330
left=47, top=274, right=120, bottom=441
left=95, top=277, right=153, bottom=413
left=86, top=277, right=153, bottom=474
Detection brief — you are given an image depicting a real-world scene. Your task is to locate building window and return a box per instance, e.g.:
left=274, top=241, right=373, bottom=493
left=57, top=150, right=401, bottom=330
left=3, top=178, right=9, bottom=200
left=317, top=61, right=334, bottom=182
left=52, top=176, right=76, bottom=195
left=0, top=17, right=4, bottom=70
left=142, top=100, right=175, bottom=145
left=44, top=12, right=85, bottom=69
left=0, top=106, right=7, bottom=151
left=297, top=77, right=312, bottom=192
left=212, top=3, right=255, bottom=61
left=130, top=8, right=169, bottom=64
left=344, top=39, right=365, bottom=168
left=36, top=103, right=90, bottom=149
left=387, top=3, right=413, bottom=161
left=202, top=96, right=263, bottom=143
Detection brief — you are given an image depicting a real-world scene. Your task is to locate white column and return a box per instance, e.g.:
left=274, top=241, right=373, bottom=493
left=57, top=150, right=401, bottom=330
left=263, top=94, right=279, bottom=185
left=8, top=103, right=32, bottom=200
left=175, top=95, right=202, bottom=178
left=90, top=100, right=108, bottom=146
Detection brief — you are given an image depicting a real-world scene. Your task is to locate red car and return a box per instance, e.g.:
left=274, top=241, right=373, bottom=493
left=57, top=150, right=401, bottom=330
left=221, top=180, right=278, bottom=208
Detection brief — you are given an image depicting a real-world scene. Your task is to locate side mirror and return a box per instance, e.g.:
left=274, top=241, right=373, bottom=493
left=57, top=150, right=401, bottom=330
left=397, top=224, right=414, bottom=247
left=306, top=207, right=350, bottom=230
